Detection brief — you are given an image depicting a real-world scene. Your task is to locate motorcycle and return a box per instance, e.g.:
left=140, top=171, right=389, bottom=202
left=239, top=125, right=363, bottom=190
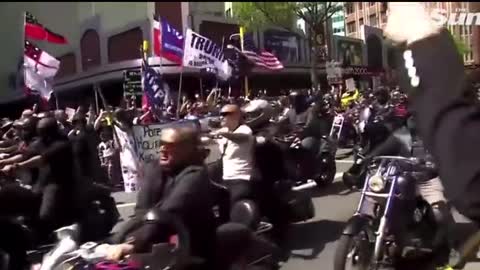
left=273, top=127, right=337, bottom=189
left=31, top=198, right=283, bottom=270
left=342, top=145, right=367, bottom=190
left=334, top=156, right=448, bottom=270
left=0, top=182, right=119, bottom=270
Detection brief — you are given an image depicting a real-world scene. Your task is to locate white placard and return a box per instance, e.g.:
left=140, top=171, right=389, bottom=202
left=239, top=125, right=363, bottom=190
left=131, top=121, right=201, bottom=164
left=132, top=124, right=165, bottom=164
left=114, top=126, right=139, bottom=193
left=345, top=78, right=356, bottom=90
left=183, top=28, right=231, bottom=81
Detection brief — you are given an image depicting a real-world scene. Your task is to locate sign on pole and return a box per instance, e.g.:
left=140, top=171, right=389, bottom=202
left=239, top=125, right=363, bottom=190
left=326, top=61, right=342, bottom=84
left=123, top=69, right=142, bottom=97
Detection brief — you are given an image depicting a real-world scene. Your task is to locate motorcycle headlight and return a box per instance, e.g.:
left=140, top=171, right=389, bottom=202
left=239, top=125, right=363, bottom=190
left=368, top=175, right=385, bottom=192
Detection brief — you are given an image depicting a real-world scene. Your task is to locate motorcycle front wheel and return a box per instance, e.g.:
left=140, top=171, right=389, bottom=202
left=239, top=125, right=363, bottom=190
left=314, top=156, right=336, bottom=187
left=334, top=232, right=374, bottom=270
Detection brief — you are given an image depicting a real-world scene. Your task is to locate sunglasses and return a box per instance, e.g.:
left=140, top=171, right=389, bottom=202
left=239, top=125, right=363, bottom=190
left=220, top=111, right=234, bottom=117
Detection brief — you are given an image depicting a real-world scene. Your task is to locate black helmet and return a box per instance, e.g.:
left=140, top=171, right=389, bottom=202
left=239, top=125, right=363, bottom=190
left=19, top=116, right=38, bottom=141
left=37, top=117, right=61, bottom=143
left=242, top=99, right=273, bottom=130
left=289, top=91, right=309, bottom=114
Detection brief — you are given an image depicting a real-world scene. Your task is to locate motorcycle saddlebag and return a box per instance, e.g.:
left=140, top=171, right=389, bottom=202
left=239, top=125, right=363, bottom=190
left=282, top=190, right=315, bottom=223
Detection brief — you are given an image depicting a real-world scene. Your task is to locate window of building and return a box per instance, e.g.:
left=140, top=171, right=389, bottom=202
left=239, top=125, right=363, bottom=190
left=347, top=21, right=356, bottom=33
left=370, top=2, right=375, bottom=6
left=199, top=21, right=239, bottom=47
left=369, top=14, right=377, bottom=26
left=55, top=53, right=76, bottom=79
left=80, top=29, right=101, bottom=72
left=108, top=27, right=143, bottom=63
left=346, top=3, right=354, bottom=14
left=360, top=18, right=364, bottom=26
left=358, top=2, right=363, bottom=10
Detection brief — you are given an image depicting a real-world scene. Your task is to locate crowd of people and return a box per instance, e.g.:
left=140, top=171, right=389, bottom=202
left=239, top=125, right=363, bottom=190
left=4, top=3, right=480, bottom=269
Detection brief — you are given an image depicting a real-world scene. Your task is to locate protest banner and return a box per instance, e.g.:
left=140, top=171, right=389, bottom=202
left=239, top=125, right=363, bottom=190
left=114, top=126, right=139, bottom=193
left=132, top=120, right=201, bottom=164
left=183, top=28, right=231, bottom=81
left=132, top=123, right=165, bottom=164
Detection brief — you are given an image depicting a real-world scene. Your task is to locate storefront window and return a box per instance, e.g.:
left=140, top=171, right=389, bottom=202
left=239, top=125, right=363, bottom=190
left=263, top=30, right=302, bottom=63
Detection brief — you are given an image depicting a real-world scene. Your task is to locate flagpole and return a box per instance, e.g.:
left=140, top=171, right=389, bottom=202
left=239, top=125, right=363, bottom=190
left=176, top=25, right=187, bottom=120
left=55, top=91, right=59, bottom=109
left=199, top=77, right=203, bottom=101
left=177, top=68, right=183, bottom=119
left=215, top=35, right=225, bottom=92
left=94, top=85, right=99, bottom=113
left=239, top=26, right=249, bottom=98
left=157, top=16, right=164, bottom=75
left=22, top=11, right=27, bottom=98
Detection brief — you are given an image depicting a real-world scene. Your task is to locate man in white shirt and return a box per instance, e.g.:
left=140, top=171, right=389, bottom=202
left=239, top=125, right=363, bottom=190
left=214, top=104, right=255, bottom=204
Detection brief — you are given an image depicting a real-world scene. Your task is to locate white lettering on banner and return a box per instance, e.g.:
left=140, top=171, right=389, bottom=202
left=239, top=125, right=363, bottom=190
left=164, top=43, right=184, bottom=54
left=114, top=126, right=139, bottom=193
left=183, top=28, right=231, bottom=80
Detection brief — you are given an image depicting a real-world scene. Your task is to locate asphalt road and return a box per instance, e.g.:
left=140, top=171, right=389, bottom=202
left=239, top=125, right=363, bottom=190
left=111, top=147, right=480, bottom=270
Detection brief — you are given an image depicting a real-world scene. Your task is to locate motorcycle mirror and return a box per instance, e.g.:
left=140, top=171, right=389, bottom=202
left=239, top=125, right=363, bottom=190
left=54, top=224, right=80, bottom=241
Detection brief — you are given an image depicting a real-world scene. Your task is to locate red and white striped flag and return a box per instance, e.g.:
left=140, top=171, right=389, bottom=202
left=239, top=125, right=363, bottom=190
left=242, top=34, right=283, bottom=70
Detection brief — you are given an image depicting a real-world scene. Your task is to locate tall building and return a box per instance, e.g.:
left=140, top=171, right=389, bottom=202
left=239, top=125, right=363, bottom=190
left=424, top=2, right=480, bottom=65
left=345, top=2, right=480, bottom=68
left=331, top=5, right=346, bottom=36
left=344, top=2, right=388, bottom=39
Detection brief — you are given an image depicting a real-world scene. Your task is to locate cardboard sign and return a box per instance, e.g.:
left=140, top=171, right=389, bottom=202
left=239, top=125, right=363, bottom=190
left=132, top=121, right=200, bottom=164
left=345, top=78, right=356, bottom=90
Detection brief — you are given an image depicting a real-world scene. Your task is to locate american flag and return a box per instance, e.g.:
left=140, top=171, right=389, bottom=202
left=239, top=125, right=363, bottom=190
left=242, top=33, right=284, bottom=70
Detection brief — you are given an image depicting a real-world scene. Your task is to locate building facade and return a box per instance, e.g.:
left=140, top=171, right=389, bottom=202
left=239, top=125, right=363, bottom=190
left=0, top=2, right=320, bottom=104
left=345, top=2, right=480, bottom=68
left=331, top=5, right=346, bottom=36
left=344, top=2, right=388, bottom=39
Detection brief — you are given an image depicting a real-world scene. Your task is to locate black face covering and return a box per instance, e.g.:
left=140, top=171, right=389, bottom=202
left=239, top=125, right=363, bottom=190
left=37, top=117, right=62, bottom=145
left=19, top=117, right=38, bottom=142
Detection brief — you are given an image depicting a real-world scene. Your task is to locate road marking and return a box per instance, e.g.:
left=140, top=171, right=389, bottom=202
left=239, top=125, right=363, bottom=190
left=117, top=202, right=136, bottom=208
left=335, top=172, right=343, bottom=178
left=335, top=160, right=354, bottom=164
